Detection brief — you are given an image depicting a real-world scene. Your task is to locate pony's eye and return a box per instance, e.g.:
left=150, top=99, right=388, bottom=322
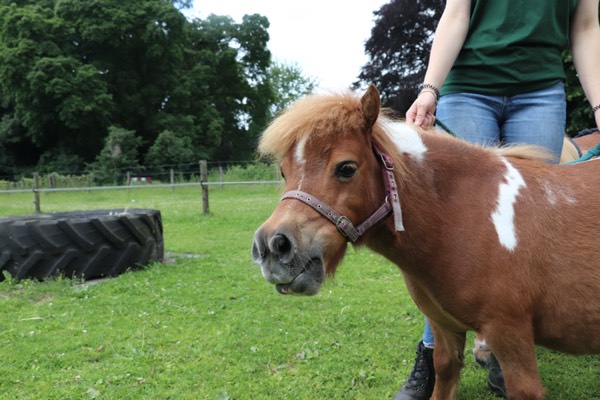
left=335, top=162, right=357, bottom=179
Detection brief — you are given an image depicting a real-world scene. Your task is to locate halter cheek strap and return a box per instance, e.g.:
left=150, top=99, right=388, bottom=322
left=378, top=147, right=405, bottom=233
left=280, top=147, right=404, bottom=243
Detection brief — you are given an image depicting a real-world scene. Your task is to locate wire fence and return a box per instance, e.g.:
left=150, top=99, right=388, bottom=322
left=0, top=161, right=283, bottom=214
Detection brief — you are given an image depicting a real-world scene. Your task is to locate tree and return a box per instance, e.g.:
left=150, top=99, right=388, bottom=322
left=0, top=2, right=115, bottom=172
left=356, top=0, right=444, bottom=114
left=170, top=0, right=192, bottom=9
left=87, top=126, right=142, bottom=184
left=56, top=0, right=190, bottom=152
left=0, top=1, right=275, bottom=177
left=268, top=61, right=317, bottom=117
left=185, top=14, right=273, bottom=161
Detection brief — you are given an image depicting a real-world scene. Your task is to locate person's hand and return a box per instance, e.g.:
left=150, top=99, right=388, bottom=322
left=405, top=91, right=437, bottom=127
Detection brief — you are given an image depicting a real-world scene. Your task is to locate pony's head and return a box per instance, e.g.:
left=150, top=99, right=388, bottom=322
left=252, top=85, right=394, bottom=295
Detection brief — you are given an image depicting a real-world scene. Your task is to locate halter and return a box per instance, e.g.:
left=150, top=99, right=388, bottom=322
left=280, top=146, right=405, bottom=243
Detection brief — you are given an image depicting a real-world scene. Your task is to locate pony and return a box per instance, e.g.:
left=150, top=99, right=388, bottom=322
left=251, top=85, right=600, bottom=399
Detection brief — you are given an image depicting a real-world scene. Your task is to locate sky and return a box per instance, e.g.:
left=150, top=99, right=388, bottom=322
left=187, top=0, right=389, bottom=91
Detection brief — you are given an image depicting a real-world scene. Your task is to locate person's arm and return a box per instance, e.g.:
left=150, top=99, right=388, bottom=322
left=570, top=0, right=600, bottom=129
left=406, top=0, right=471, bottom=126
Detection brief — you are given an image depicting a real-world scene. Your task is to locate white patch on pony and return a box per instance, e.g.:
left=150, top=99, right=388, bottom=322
left=542, top=181, right=577, bottom=206
left=294, top=136, right=308, bottom=165
left=385, top=122, right=427, bottom=162
left=492, top=159, right=526, bottom=251
left=294, top=136, right=307, bottom=189
left=543, top=181, right=558, bottom=206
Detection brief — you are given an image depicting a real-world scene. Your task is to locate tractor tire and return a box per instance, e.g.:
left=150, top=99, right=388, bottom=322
left=0, top=209, right=164, bottom=281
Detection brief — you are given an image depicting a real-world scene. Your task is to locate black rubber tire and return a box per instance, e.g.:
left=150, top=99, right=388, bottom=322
left=0, top=209, right=164, bottom=281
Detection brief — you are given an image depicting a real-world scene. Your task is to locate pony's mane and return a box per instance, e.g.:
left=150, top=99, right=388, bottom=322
left=258, top=90, right=368, bottom=160
left=496, top=144, right=553, bottom=162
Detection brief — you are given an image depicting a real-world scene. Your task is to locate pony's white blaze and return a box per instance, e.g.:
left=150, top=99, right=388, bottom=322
left=386, top=122, right=427, bottom=161
left=294, top=136, right=308, bottom=165
left=492, top=158, right=526, bottom=251
left=293, top=136, right=308, bottom=190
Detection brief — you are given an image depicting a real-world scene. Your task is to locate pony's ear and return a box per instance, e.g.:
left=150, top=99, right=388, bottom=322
left=361, top=84, right=380, bottom=131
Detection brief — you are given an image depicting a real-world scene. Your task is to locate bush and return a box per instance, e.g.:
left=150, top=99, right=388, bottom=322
left=37, top=149, right=84, bottom=175
left=87, top=126, right=142, bottom=185
left=145, top=130, right=197, bottom=171
left=220, top=163, right=278, bottom=182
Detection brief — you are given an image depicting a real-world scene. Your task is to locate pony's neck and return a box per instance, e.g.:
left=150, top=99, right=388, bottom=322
left=366, top=128, right=501, bottom=279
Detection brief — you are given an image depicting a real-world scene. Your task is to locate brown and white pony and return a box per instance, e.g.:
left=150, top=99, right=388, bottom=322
left=251, top=85, right=600, bottom=400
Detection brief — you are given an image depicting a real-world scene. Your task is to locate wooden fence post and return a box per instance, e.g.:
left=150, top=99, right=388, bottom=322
left=33, top=172, right=41, bottom=213
left=87, top=174, right=93, bottom=193
left=219, top=166, right=224, bottom=190
left=170, top=169, right=175, bottom=193
left=200, top=160, right=209, bottom=214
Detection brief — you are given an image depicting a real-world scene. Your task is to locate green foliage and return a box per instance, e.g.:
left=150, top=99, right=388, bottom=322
left=37, top=147, right=84, bottom=174
left=268, top=61, right=318, bottom=117
left=0, top=0, right=323, bottom=177
left=563, top=51, right=597, bottom=136
left=145, top=130, right=196, bottom=170
left=220, top=163, right=279, bottom=182
left=0, top=173, right=93, bottom=190
left=87, top=126, right=142, bottom=184
left=188, top=13, right=273, bottom=161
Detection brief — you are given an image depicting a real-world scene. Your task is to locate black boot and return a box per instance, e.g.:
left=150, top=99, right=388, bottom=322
left=393, top=341, right=435, bottom=400
left=474, top=348, right=507, bottom=399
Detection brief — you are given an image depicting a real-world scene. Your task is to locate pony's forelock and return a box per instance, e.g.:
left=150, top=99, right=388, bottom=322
left=258, top=90, right=368, bottom=160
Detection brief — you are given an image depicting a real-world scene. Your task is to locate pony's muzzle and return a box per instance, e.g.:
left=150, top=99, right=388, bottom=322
left=251, top=226, right=324, bottom=295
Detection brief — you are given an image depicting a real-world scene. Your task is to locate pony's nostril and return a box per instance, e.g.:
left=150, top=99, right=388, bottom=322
left=268, top=232, right=295, bottom=264
left=271, top=233, right=291, bottom=255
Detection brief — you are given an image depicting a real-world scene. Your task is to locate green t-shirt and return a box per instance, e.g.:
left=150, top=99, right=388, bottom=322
left=441, top=0, right=580, bottom=96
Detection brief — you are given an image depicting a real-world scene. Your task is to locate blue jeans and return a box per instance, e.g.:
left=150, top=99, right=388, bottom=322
left=435, top=82, right=566, bottom=163
left=421, top=82, right=566, bottom=347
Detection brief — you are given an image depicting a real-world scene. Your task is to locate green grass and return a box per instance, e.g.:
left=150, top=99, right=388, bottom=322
left=1, top=186, right=599, bottom=399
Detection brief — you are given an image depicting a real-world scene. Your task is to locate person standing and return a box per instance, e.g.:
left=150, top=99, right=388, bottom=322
left=395, top=0, right=600, bottom=399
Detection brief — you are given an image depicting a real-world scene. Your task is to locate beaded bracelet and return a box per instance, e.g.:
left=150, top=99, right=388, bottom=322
left=593, top=104, right=600, bottom=114
left=421, top=83, right=440, bottom=100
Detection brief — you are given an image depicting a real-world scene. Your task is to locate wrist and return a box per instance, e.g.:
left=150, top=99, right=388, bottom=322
left=420, top=83, right=440, bottom=100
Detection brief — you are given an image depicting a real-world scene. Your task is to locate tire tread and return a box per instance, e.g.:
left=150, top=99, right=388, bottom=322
left=0, top=209, right=164, bottom=281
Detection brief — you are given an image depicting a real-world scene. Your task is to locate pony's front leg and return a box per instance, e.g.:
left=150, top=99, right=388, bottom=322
left=484, top=326, right=545, bottom=400
left=428, top=321, right=466, bottom=400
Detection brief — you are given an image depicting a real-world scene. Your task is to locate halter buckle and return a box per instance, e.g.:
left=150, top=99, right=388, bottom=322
left=336, top=216, right=353, bottom=237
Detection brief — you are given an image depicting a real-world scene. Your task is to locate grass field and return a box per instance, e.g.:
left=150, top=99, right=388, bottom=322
left=1, top=186, right=599, bottom=399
